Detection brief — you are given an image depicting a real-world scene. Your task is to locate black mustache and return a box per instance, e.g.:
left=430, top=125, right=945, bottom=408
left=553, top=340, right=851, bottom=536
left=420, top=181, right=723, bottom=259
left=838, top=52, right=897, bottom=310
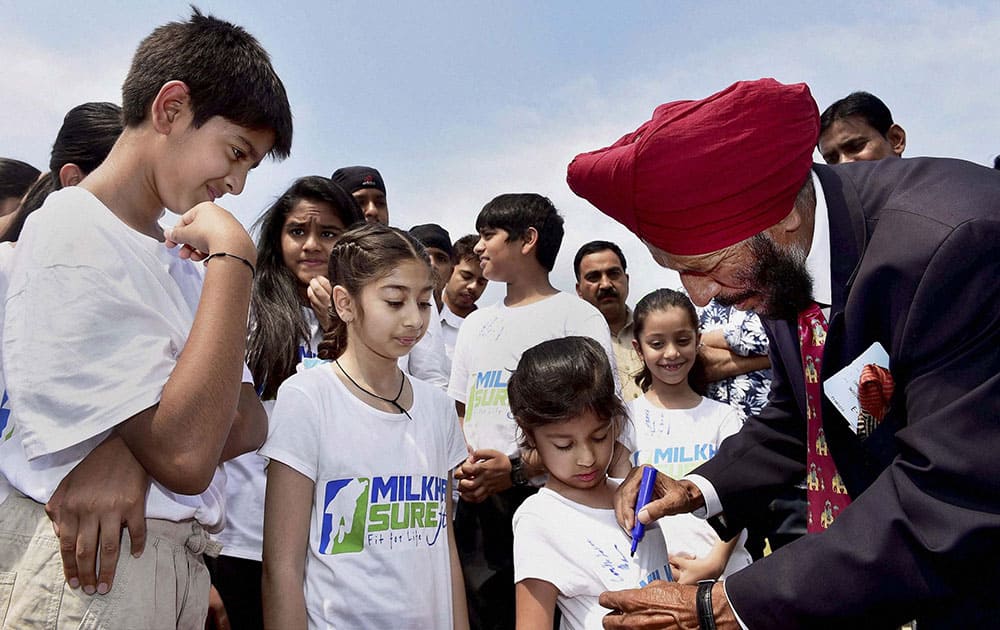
left=596, top=287, right=619, bottom=299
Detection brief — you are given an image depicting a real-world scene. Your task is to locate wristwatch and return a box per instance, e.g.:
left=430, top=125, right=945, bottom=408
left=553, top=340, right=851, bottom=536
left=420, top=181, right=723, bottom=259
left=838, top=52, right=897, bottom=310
left=697, top=579, right=717, bottom=630
left=509, top=456, right=531, bottom=487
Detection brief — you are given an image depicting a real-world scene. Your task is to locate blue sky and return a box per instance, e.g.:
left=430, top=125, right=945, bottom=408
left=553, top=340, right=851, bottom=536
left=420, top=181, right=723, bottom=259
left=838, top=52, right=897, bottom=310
left=3, top=1, right=998, bottom=304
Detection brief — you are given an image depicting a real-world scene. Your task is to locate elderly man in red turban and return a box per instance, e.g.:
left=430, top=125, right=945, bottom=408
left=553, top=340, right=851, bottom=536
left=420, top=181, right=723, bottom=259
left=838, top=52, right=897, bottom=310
left=568, top=78, right=1000, bottom=629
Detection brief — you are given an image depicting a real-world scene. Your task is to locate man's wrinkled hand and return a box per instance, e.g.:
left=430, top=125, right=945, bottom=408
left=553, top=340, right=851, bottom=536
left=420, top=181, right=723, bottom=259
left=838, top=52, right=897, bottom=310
left=600, top=581, right=735, bottom=629
left=613, top=465, right=704, bottom=533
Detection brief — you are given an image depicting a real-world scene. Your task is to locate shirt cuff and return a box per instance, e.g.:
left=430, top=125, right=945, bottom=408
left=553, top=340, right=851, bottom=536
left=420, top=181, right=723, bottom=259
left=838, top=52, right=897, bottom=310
left=723, top=581, right=750, bottom=630
left=683, top=473, right=723, bottom=518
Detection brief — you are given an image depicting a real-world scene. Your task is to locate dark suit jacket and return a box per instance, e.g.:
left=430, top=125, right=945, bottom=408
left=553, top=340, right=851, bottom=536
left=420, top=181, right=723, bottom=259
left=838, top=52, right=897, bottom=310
left=694, top=158, right=1000, bottom=629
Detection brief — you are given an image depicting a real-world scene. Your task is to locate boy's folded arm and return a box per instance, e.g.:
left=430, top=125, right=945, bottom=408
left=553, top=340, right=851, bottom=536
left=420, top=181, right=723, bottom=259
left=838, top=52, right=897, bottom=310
left=45, top=432, right=150, bottom=596
left=117, top=223, right=257, bottom=495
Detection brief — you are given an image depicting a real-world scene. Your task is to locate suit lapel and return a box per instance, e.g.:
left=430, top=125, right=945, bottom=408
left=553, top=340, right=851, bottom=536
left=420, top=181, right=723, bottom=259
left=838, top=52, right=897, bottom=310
left=813, top=165, right=896, bottom=497
left=814, top=164, right=866, bottom=322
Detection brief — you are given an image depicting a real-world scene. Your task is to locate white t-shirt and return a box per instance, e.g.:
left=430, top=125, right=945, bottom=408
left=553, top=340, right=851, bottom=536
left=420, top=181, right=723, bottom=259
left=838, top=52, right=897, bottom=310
left=215, top=401, right=273, bottom=561
left=260, top=364, right=468, bottom=629
left=439, top=302, right=466, bottom=373
left=398, top=307, right=449, bottom=390
left=0, top=242, right=15, bottom=504
left=216, top=307, right=324, bottom=561
left=0, top=187, right=229, bottom=528
left=623, top=396, right=752, bottom=578
left=513, top=485, right=671, bottom=630
left=448, top=292, right=616, bottom=456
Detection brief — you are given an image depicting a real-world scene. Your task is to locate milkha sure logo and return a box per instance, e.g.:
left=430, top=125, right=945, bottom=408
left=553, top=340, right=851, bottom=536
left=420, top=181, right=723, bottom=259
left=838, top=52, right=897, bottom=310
left=319, top=474, right=448, bottom=555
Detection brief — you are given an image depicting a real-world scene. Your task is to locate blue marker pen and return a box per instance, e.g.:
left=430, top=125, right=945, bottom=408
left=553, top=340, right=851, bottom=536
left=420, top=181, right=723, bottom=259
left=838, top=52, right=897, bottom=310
left=629, top=466, right=658, bottom=557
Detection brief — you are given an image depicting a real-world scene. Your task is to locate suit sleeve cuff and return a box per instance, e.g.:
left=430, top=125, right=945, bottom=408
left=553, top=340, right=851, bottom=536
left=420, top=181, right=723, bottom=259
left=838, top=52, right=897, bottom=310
left=683, top=473, right=723, bottom=518
left=723, top=581, right=751, bottom=630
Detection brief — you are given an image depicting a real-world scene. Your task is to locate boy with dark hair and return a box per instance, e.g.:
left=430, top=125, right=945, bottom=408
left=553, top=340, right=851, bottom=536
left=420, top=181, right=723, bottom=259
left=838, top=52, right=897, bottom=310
left=818, top=91, right=905, bottom=164
left=474, top=192, right=564, bottom=272
left=449, top=193, right=616, bottom=629
left=440, top=233, right=489, bottom=373
left=331, top=165, right=388, bottom=224
left=410, top=222, right=455, bottom=311
left=0, top=8, right=290, bottom=627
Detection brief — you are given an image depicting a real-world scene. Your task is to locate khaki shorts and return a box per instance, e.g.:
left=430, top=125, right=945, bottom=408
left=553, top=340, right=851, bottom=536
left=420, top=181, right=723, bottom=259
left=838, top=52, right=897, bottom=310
left=0, top=493, right=217, bottom=629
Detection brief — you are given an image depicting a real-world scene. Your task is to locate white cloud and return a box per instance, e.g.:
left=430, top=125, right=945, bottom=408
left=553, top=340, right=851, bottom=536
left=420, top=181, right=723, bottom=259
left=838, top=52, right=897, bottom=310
left=0, top=31, right=128, bottom=168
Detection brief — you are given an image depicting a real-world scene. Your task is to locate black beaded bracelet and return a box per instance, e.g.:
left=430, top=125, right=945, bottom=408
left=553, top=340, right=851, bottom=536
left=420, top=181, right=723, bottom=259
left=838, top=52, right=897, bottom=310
left=203, top=252, right=255, bottom=279
left=697, top=580, right=717, bottom=630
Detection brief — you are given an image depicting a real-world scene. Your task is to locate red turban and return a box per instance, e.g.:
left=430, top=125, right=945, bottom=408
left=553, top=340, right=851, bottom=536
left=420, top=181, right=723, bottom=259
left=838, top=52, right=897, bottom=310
left=567, top=78, right=819, bottom=256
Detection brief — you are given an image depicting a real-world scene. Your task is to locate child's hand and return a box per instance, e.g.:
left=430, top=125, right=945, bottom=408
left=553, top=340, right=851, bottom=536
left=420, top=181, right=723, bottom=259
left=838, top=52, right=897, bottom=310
left=455, top=449, right=512, bottom=502
left=205, top=584, right=231, bottom=630
left=669, top=552, right=726, bottom=585
left=164, top=202, right=255, bottom=263
left=44, top=433, right=149, bottom=596
left=308, top=276, right=333, bottom=331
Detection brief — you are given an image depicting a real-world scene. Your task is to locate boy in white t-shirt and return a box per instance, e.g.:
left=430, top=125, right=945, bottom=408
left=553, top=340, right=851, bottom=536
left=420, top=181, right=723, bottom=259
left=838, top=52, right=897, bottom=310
left=448, top=193, right=616, bottom=628
left=0, top=9, right=291, bottom=627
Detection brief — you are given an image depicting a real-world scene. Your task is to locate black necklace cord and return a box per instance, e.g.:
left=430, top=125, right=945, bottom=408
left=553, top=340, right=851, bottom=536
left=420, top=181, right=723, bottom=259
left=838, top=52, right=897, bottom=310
left=335, top=360, right=412, bottom=420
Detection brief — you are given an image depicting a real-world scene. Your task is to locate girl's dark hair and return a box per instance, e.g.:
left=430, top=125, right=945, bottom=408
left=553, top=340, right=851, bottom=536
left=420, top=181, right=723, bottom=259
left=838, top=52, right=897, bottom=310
left=11, top=173, right=56, bottom=219
left=49, top=102, right=123, bottom=188
left=247, top=176, right=363, bottom=399
left=0, top=158, right=41, bottom=201
left=508, top=336, right=627, bottom=450
left=317, top=222, right=431, bottom=361
left=632, top=288, right=706, bottom=394
left=0, top=102, right=123, bottom=243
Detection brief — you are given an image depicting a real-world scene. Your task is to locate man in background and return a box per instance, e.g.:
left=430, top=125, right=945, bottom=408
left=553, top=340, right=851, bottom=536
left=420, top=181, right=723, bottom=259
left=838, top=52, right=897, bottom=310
left=817, top=91, right=905, bottom=165
left=573, top=240, right=644, bottom=401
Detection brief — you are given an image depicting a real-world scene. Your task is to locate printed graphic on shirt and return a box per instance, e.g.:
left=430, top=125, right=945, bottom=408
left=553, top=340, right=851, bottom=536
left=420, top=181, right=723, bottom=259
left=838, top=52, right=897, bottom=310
left=319, top=475, right=449, bottom=555
left=629, top=444, right=719, bottom=479
left=320, top=478, right=370, bottom=554
left=0, top=390, right=12, bottom=442
left=628, top=410, right=720, bottom=478
left=465, top=369, right=510, bottom=419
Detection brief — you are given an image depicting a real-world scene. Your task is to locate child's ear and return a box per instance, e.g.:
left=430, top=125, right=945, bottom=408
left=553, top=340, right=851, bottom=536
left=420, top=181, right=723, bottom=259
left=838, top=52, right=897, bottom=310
left=58, top=163, right=85, bottom=188
left=632, top=338, right=641, bottom=354
left=150, top=80, right=192, bottom=134
left=519, top=227, right=539, bottom=255
left=332, top=285, right=355, bottom=322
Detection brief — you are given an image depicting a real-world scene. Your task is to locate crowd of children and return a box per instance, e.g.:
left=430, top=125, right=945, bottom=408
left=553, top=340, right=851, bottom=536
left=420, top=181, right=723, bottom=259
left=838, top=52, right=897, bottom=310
left=0, top=9, right=760, bottom=630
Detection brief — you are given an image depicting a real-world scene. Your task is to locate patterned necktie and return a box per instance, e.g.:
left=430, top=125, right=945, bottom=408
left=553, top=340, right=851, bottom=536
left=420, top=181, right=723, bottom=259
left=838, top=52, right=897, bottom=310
left=798, top=303, right=852, bottom=532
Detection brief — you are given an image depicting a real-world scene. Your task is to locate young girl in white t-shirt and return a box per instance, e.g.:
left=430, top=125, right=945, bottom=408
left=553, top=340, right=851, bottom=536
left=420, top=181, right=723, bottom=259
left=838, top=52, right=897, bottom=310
left=510, top=336, right=670, bottom=630
left=210, top=176, right=362, bottom=630
left=624, top=289, right=752, bottom=584
left=260, top=223, right=469, bottom=630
